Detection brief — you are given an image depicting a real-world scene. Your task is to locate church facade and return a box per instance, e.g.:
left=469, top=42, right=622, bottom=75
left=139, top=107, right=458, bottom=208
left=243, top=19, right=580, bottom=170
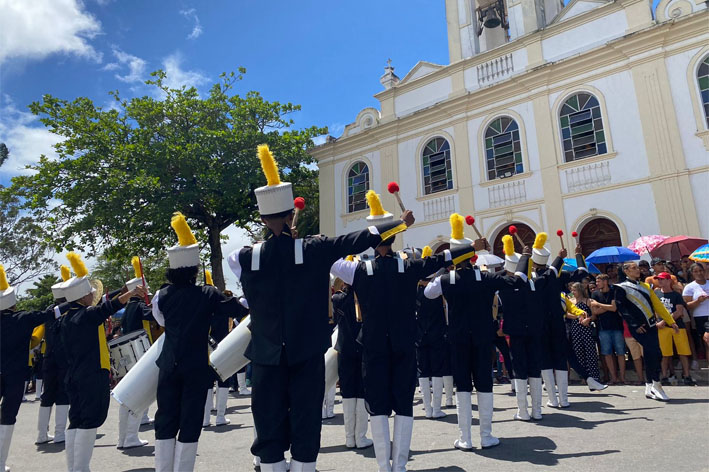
left=311, top=0, right=709, bottom=257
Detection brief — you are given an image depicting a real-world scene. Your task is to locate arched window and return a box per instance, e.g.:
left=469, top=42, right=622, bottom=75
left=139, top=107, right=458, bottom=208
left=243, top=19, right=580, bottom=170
left=422, top=137, right=453, bottom=195
left=492, top=223, right=536, bottom=259
left=579, top=217, right=622, bottom=257
left=559, top=92, right=607, bottom=162
left=347, top=161, right=369, bottom=213
left=698, top=55, right=709, bottom=128
left=485, top=116, right=523, bottom=180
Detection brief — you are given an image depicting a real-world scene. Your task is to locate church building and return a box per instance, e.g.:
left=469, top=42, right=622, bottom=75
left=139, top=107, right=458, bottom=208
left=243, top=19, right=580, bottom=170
left=311, top=0, right=708, bottom=257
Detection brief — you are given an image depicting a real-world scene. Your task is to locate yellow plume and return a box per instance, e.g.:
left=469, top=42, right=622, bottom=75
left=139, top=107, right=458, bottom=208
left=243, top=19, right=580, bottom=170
left=60, top=265, right=72, bottom=282
left=533, top=232, right=548, bottom=250
left=171, top=212, right=197, bottom=246
left=422, top=246, right=432, bottom=258
left=345, top=255, right=354, bottom=262
left=450, top=213, right=464, bottom=240
left=66, top=252, right=89, bottom=278
left=131, top=257, right=142, bottom=279
left=257, top=144, right=281, bottom=186
left=205, top=270, right=214, bottom=286
left=0, top=264, right=9, bottom=291
left=502, top=235, right=515, bottom=257
left=366, top=190, right=385, bottom=216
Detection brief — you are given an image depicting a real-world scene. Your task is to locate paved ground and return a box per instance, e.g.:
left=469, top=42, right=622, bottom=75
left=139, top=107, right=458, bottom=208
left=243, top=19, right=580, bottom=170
left=9, top=381, right=709, bottom=472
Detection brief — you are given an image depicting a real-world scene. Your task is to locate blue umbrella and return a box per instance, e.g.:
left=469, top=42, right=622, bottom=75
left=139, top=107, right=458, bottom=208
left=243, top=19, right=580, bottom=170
left=586, top=246, right=639, bottom=264
left=562, top=258, right=600, bottom=274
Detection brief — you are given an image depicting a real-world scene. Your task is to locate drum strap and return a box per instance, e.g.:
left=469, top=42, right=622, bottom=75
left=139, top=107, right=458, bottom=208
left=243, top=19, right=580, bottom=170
left=449, top=269, right=456, bottom=285
left=252, top=243, right=263, bottom=271
left=474, top=266, right=482, bottom=281
left=365, top=260, right=374, bottom=276
left=294, top=239, right=304, bottom=265
left=397, top=256, right=404, bottom=273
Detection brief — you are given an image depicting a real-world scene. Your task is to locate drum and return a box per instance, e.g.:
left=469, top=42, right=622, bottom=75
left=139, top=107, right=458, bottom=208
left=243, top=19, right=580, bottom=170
left=111, top=333, right=164, bottom=416
left=324, top=327, right=339, bottom=393
left=108, top=330, right=151, bottom=380
left=209, top=315, right=251, bottom=382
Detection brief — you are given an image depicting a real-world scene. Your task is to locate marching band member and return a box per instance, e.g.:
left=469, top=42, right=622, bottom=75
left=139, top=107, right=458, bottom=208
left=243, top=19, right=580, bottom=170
left=228, top=146, right=412, bottom=472
left=116, top=258, right=154, bottom=450
left=331, top=274, right=372, bottom=449
left=423, top=215, right=507, bottom=450
left=152, top=214, right=242, bottom=472
left=59, top=253, right=144, bottom=472
left=415, top=246, right=448, bottom=419
left=330, top=204, right=482, bottom=472
left=35, top=266, right=72, bottom=446
left=614, top=261, right=679, bottom=401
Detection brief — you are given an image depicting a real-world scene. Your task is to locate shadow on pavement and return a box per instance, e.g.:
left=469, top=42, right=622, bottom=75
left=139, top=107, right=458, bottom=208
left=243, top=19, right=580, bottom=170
left=473, top=435, right=621, bottom=466
left=664, top=398, right=709, bottom=405
left=37, top=442, right=64, bottom=454
left=531, top=412, right=653, bottom=429
left=205, top=423, right=250, bottom=434
left=319, top=444, right=376, bottom=458
left=563, top=400, right=661, bottom=414
left=122, top=445, right=154, bottom=457
left=321, top=414, right=344, bottom=426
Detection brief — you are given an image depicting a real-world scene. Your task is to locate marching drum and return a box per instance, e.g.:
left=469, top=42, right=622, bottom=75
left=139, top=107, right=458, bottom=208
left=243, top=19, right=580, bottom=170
left=111, top=333, right=165, bottom=416
left=324, top=327, right=339, bottom=392
left=108, top=330, right=151, bottom=380
left=209, top=315, right=251, bottom=382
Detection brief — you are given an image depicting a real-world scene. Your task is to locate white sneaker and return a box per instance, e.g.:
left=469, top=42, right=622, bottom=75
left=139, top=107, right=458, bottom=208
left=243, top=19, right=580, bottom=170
left=586, top=377, right=608, bottom=391
left=650, top=381, right=669, bottom=401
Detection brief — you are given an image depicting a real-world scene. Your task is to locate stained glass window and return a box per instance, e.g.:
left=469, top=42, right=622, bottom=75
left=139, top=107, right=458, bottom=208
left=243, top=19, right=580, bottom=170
left=485, top=116, right=523, bottom=180
left=559, top=92, right=607, bottom=162
left=698, top=55, right=709, bottom=128
left=347, top=161, right=369, bottom=213
left=422, top=138, right=453, bottom=195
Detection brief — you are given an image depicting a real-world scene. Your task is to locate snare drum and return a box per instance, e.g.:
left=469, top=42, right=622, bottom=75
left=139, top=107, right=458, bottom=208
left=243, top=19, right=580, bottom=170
left=109, top=330, right=151, bottom=380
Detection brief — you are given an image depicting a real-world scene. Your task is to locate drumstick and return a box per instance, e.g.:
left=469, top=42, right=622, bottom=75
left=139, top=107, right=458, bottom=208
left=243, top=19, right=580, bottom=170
left=557, top=230, right=566, bottom=251
left=138, top=257, right=150, bottom=304
left=508, top=225, right=524, bottom=247
left=465, top=215, right=483, bottom=239
left=387, top=182, right=406, bottom=213
left=293, top=197, right=306, bottom=228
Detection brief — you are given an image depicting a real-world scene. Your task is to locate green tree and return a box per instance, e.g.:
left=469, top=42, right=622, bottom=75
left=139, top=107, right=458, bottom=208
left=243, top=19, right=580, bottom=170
left=16, top=274, right=57, bottom=312
left=8, top=69, right=325, bottom=290
left=0, top=143, right=8, bottom=167
left=91, top=252, right=170, bottom=293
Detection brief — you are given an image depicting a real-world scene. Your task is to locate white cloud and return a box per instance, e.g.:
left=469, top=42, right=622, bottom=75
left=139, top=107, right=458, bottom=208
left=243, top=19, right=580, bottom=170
left=180, top=8, right=203, bottom=40
left=161, top=52, right=209, bottom=90
left=104, top=47, right=147, bottom=83
left=220, top=224, right=253, bottom=293
left=0, top=96, right=63, bottom=177
left=0, top=0, right=102, bottom=64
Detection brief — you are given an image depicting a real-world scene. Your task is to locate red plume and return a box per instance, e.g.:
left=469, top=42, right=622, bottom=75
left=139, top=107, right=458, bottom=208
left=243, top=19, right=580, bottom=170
left=294, top=197, right=306, bottom=210
left=509, top=225, right=518, bottom=235
left=571, top=231, right=578, bottom=238
left=387, top=181, right=400, bottom=194
left=465, top=215, right=475, bottom=226
left=556, top=229, right=564, bottom=237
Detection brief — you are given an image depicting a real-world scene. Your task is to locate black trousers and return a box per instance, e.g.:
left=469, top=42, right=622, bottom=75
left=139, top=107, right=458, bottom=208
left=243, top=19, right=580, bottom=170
left=451, top=341, right=493, bottom=393
left=40, top=365, right=69, bottom=407
left=33, top=357, right=44, bottom=379
left=509, top=335, right=542, bottom=379
left=416, top=342, right=448, bottom=378
left=631, top=327, right=662, bottom=382
left=251, top=353, right=324, bottom=464
left=363, top=343, right=416, bottom=417
left=0, top=373, right=25, bottom=425
left=67, top=370, right=110, bottom=429
left=493, top=336, right=514, bottom=379
left=541, top=320, right=568, bottom=371
left=155, top=366, right=210, bottom=443
left=338, top=352, right=364, bottom=399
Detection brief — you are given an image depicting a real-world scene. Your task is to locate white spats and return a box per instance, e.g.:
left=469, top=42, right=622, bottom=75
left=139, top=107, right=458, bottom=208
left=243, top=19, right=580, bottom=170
left=453, top=391, right=473, bottom=450
left=73, top=427, right=97, bottom=472
left=419, top=378, right=432, bottom=418
left=370, top=415, right=392, bottom=472
left=391, top=415, right=414, bottom=472
left=0, top=425, right=14, bottom=472
left=431, top=377, right=446, bottom=418
left=154, top=438, right=175, bottom=472
left=354, top=398, right=373, bottom=449
left=36, top=406, right=53, bottom=445
left=541, top=369, right=559, bottom=407
left=513, top=378, right=531, bottom=421
left=529, top=377, right=543, bottom=420
left=173, top=441, right=198, bottom=472
left=443, top=376, right=455, bottom=407
left=477, top=392, right=499, bottom=448
left=215, top=387, right=230, bottom=426
left=556, top=370, right=570, bottom=408
left=54, top=404, right=69, bottom=443
left=342, top=398, right=357, bottom=448
left=203, top=388, right=213, bottom=427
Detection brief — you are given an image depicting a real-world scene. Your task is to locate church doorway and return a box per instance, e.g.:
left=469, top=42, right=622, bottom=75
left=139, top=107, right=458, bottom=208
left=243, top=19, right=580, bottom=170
left=492, top=223, right=536, bottom=258
left=578, top=217, right=622, bottom=257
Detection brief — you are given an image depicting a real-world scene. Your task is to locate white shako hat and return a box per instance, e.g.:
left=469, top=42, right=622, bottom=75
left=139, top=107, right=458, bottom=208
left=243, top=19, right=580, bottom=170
left=531, top=232, right=551, bottom=266
left=255, top=144, right=294, bottom=217
left=167, top=212, right=200, bottom=269
left=502, top=235, right=520, bottom=273
left=51, top=265, right=72, bottom=300
left=449, top=213, right=473, bottom=250
left=0, top=264, right=17, bottom=311
left=365, top=190, right=393, bottom=223
left=126, top=256, right=150, bottom=292
left=63, top=252, right=94, bottom=303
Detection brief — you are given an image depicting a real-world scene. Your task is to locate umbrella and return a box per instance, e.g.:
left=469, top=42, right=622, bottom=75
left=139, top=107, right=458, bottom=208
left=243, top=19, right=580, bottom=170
left=689, top=244, right=709, bottom=263
left=627, top=235, right=668, bottom=255
left=586, top=246, right=640, bottom=264
left=562, top=258, right=600, bottom=274
left=475, top=253, right=504, bottom=268
left=650, top=236, right=708, bottom=261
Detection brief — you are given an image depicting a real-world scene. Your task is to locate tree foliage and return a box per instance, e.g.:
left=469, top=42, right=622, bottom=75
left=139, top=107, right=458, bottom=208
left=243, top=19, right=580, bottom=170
left=8, top=69, right=326, bottom=289
left=15, top=274, right=57, bottom=312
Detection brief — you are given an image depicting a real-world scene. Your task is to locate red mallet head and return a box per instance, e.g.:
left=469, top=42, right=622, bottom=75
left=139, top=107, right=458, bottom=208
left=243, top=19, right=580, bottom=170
left=557, top=229, right=564, bottom=237
left=294, top=197, right=306, bottom=210
left=387, top=181, right=400, bottom=194
left=571, top=231, right=578, bottom=238
left=509, top=225, right=518, bottom=235
left=470, top=255, right=478, bottom=264
left=465, top=215, right=475, bottom=226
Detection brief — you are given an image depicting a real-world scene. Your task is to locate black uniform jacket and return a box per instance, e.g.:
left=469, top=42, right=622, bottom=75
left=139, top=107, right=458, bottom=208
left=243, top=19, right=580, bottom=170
left=44, top=313, right=69, bottom=371
left=549, top=255, right=588, bottom=321
left=59, top=289, right=125, bottom=382
left=210, top=298, right=248, bottom=343
left=332, top=287, right=362, bottom=357
left=497, top=254, right=546, bottom=337
left=438, top=267, right=514, bottom=345
left=231, top=220, right=407, bottom=366
left=154, top=284, right=240, bottom=373
left=122, top=297, right=154, bottom=338
left=1, top=307, right=56, bottom=376
left=415, top=286, right=446, bottom=347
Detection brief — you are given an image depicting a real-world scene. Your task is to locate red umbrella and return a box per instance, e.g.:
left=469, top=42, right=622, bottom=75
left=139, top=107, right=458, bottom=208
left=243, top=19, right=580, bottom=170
left=650, top=235, right=708, bottom=261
